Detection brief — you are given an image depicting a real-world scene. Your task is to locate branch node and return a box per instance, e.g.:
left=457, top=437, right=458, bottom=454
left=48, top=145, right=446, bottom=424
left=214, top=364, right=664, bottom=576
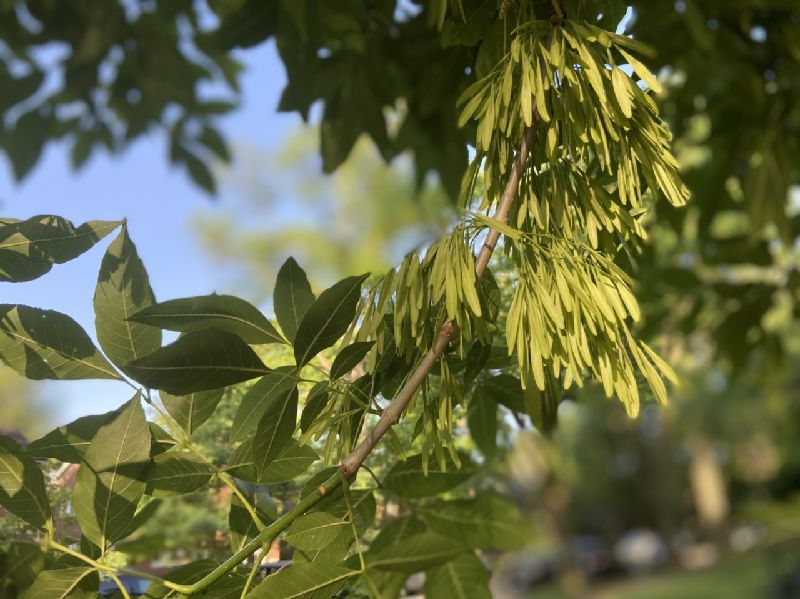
left=440, top=319, right=456, bottom=338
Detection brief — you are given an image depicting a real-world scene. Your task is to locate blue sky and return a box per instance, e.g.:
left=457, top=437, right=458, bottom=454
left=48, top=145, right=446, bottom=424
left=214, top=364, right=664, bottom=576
left=1, top=42, right=303, bottom=426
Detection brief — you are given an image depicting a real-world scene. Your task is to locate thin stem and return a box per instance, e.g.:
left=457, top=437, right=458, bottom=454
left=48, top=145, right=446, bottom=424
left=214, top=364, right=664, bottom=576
left=48, top=541, right=183, bottom=593
left=116, top=568, right=171, bottom=585
left=240, top=546, right=267, bottom=599
left=361, top=465, right=383, bottom=489
left=148, top=395, right=266, bottom=532
left=219, top=472, right=267, bottom=531
left=108, top=572, right=132, bottom=599
left=179, top=472, right=344, bottom=595
left=340, top=472, right=365, bottom=572
left=48, top=541, right=108, bottom=572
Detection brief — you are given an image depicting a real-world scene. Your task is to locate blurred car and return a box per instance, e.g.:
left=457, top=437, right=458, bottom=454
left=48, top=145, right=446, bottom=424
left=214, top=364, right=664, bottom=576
left=99, top=575, right=150, bottom=597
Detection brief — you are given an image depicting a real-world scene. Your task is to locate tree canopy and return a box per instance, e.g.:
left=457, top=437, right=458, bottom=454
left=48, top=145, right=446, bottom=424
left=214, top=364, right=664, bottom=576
left=1, top=1, right=799, bottom=598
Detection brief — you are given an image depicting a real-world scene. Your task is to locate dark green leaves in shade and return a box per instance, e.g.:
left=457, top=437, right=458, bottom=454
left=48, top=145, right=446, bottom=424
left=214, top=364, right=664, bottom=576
left=21, top=567, right=97, bottom=599
left=0, top=305, right=121, bottom=380
left=226, top=438, right=316, bottom=484
left=329, top=341, right=374, bottom=380
left=285, top=512, right=349, bottom=551
left=94, top=226, right=161, bottom=371
left=149, top=424, right=177, bottom=456
left=274, top=257, right=315, bottom=343
left=420, top=491, right=531, bottom=551
left=369, top=516, right=426, bottom=554
left=0, top=439, right=51, bottom=529
left=478, top=374, right=526, bottom=412
left=129, top=294, right=283, bottom=345
left=145, top=453, right=214, bottom=498
left=1, top=542, right=46, bottom=593
left=253, top=386, right=298, bottom=478
left=245, top=563, right=358, bottom=599
left=467, top=392, right=498, bottom=459
left=161, top=387, right=225, bottom=436
left=229, top=367, right=296, bottom=444
left=0, top=215, right=119, bottom=283
left=365, top=532, right=465, bottom=573
left=25, top=410, right=118, bottom=463
left=300, top=382, right=329, bottom=433
left=226, top=438, right=318, bottom=484
left=293, top=274, right=368, bottom=367
left=424, top=553, right=492, bottom=599
left=125, top=328, right=269, bottom=394
left=383, top=453, right=475, bottom=498
left=361, top=517, right=426, bottom=595
left=73, top=396, right=151, bottom=548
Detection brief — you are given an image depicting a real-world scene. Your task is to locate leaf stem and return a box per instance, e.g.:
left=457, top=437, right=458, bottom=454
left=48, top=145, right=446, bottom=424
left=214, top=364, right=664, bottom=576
left=108, top=571, right=133, bottom=599
left=177, top=471, right=344, bottom=595
left=147, top=393, right=267, bottom=531
left=240, top=546, right=267, bottom=599
left=340, top=472, right=365, bottom=572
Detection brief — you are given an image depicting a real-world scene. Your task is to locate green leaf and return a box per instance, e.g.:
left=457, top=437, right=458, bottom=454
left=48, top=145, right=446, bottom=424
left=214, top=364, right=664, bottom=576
left=226, top=438, right=318, bottom=484
left=0, top=304, right=121, bottom=380
left=0, top=215, right=119, bottom=283
left=464, top=342, right=491, bottom=385
left=424, top=553, right=492, bottom=599
left=199, top=125, right=231, bottom=161
left=293, top=527, right=353, bottom=565
left=149, top=423, right=177, bottom=456
left=479, top=374, right=525, bottom=412
left=2, top=542, right=46, bottom=591
left=21, top=567, right=96, bottom=599
left=420, top=491, right=531, bottom=551
left=365, top=532, right=465, bottom=573
left=300, top=382, right=329, bottom=433
left=617, top=47, right=663, bottom=94
left=383, top=453, right=474, bottom=499
left=0, top=440, right=51, bottom=529
left=329, top=341, right=374, bottom=380
left=294, top=274, right=368, bottom=367
left=470, top=211, right=523, bottom=240
left=253, top=386, right=298, bottom=478
left=145, top=453, right=214, bottom=497
left=25, top=410, right=119, bottom=463
left=229, top=367, right=297, bottom=444
left=274, top=257, right=315, bottom=343
left=161, top=387, right=225, bottom=436
left=467, top=392, right=497, bottom=459
left=369, top=516, right=426, bottom=553
left=129, top=294, right=283, bottom=345
left=125, top=328, right=269, bottom=394
left=285, top=512, right=350, bottom=551
left=183, top=150, right=217, bottom=195
left=245, top=563, right=358, bottom=599
left=94, top=226, right=161, bottom=370
left=73, top=396, right=151, bottom=548
left=611, top=67, right=633, bottom=118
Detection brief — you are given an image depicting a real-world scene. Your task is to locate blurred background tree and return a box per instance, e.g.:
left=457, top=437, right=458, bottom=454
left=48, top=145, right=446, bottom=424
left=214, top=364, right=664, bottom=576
left=192, top=126, right=454, bottom=298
